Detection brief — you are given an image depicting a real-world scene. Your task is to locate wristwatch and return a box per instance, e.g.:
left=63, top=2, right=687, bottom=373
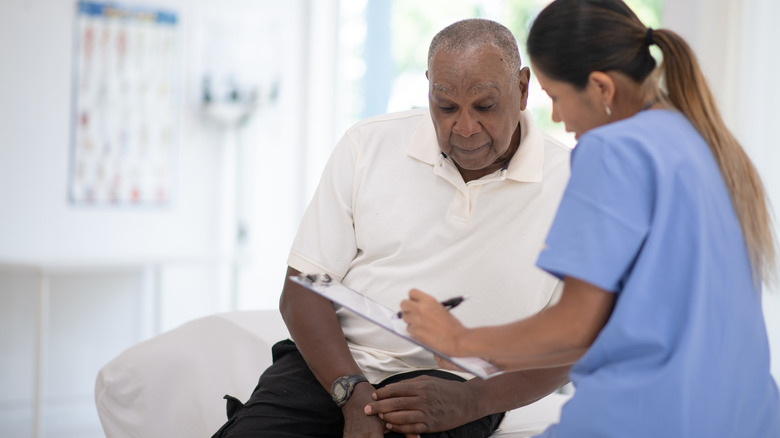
left=330, top=374, right=368, bottom=407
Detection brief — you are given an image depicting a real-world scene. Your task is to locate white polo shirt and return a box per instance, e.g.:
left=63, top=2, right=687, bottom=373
left=288, top=107, right=571, bottom=383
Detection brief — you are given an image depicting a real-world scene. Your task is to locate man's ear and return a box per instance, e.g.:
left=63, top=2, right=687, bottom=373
left=425, top=70, right=429, bottom=80
left=587, top=71, right=615, bottom=106
left=518, top=66, right=531, bottom=111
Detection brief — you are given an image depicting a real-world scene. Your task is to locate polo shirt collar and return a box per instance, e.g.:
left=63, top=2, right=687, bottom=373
left=407, top=108, right=545, bottom=182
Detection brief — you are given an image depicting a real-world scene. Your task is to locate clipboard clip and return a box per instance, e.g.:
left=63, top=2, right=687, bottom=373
left=299, top=273, right=332, bottom=286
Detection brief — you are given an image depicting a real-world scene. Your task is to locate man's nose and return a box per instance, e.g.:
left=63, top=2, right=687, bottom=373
left=452, top=110, right=481, bottom=137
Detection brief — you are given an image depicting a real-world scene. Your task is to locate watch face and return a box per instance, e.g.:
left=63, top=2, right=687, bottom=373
left=332, top=375, right=366, bottom=406
left=333, top=382, right=347, bottom=400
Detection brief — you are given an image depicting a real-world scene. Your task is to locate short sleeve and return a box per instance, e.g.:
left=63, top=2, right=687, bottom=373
left=536, top=134, right=656, bottom=292
left=287, top=132, right=359, bottom=280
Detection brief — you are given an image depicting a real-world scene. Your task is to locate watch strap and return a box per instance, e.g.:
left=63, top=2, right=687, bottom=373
left=331, top=374, right=368, bottom=407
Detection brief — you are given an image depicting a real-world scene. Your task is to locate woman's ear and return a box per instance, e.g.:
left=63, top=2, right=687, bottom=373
left=587, top=71, right=616, bottom=106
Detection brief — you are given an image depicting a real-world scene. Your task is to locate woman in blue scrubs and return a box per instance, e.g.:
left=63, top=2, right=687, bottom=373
left=399, top=0, right=780, bottom=436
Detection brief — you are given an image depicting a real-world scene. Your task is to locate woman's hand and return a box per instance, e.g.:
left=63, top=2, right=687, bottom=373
left=400, top=289, right=468, bottom=357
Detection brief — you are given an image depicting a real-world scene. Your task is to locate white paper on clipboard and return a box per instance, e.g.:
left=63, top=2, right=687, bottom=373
left=289, top=274, right=504, bottom=379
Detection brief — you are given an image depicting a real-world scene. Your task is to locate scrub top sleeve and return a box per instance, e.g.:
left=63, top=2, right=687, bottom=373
left=537, top=134, right=655, bottom=292
left=288, top=133, right=360, bottom=280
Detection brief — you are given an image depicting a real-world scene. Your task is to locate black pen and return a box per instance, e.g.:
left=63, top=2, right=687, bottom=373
left=395, top=295, right=468, bottom=318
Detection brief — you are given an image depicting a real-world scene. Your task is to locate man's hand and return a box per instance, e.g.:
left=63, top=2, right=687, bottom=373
left=363, top=375, right=477, bottom=435
left=342, top=383, right=387, bottom=437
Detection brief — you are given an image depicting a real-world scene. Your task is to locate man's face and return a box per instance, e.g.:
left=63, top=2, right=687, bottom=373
left=427, top=46, right=529, bottom=174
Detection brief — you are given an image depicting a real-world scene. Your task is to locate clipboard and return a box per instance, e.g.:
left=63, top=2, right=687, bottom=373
left=289, top=273, right=503, bottom=379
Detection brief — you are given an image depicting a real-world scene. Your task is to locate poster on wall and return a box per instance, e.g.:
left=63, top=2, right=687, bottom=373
left=69, top=1, right=178, bottom=205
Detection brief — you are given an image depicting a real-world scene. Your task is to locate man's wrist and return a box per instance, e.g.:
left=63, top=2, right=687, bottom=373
left=341, top=381, right=373, bottom=410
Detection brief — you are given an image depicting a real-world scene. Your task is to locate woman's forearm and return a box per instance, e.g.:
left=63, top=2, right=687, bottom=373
left=450, top=277, right=616, bottom=371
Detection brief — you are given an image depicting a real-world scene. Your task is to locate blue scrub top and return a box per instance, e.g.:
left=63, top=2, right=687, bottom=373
left=536, top=109, right=780, bottom=437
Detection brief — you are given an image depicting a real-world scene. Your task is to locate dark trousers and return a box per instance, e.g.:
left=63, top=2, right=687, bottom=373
left=212, top=339, right=504, bottom=438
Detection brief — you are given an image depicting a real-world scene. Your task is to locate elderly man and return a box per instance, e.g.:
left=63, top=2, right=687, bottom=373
left=212, top=18, right=571, bottom=438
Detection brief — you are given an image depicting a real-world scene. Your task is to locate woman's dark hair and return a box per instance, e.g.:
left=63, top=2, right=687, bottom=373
left=528, top=0, right=655, bottom=89
left=528, top=0, right=776, bottom=285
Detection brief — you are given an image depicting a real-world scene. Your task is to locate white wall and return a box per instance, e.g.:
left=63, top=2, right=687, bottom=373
left=0, top=0, right=314, bottom=265
left=732, top=0, right=780, bottom=384
left=0, top=0, right=320, bottom=311
left=0, top=1, right=313, bottom=436
left=0, top=0, right=218, bottom=262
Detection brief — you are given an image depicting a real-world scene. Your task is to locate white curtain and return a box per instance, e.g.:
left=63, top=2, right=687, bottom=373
left=664, top=0, right=780, bottom=380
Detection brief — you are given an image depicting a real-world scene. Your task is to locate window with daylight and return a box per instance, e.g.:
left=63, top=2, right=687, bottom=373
left=336, top=0, right=664, bottom=148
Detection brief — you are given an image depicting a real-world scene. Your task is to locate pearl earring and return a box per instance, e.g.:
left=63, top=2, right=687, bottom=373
left=604, top=104, right=612, bottom=117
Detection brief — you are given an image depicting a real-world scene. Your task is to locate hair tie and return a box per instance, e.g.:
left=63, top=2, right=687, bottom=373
left=645, top=28, right=655, bottom=46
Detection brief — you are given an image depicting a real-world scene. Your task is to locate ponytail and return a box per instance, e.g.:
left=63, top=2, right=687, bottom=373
left=653, top=29, right=776, bottom=285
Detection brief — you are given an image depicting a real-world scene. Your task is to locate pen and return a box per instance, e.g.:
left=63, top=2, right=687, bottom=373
left=395, top=295, right=468, bottom=318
